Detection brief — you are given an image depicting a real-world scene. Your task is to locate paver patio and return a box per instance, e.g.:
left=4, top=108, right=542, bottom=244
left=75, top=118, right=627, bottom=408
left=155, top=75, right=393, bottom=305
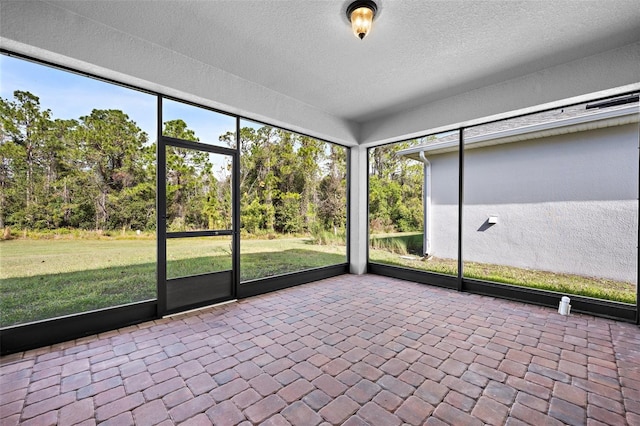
left=1, top=274, right=639, bottom=425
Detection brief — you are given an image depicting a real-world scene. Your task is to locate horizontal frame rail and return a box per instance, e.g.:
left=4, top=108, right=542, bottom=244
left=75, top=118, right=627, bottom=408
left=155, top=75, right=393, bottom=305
left=0, top=300, right=158, bottom=356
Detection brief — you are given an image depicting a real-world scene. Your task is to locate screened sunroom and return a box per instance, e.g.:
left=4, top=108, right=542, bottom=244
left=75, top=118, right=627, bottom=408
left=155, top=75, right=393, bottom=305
left=1, top=1, right=639, bottom=425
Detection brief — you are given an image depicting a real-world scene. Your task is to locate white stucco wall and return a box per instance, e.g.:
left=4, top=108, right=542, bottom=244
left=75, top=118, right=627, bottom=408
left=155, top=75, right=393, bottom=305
left=426, top=124, right=639, bottom=283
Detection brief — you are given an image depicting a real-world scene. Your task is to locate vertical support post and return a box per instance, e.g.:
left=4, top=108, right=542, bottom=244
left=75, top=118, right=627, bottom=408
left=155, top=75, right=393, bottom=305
left=233, top=118, right=241, bottom=299
left=365, top=146, right=370, bottom=272
left=346, top=147, right=352, bottom=267
left=419, top=151, right=431, bottom=257
left=636, top=135, right=639, bottom=325
left=423, top=161, right=428, bottom=257
left=156, top=97, right=167, bottom=315
left=457, top=128, right=464, bottom=292
left=349, top=145, right=368, bottom=274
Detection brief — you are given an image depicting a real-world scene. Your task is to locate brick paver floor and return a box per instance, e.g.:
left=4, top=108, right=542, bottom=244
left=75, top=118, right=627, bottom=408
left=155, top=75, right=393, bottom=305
left=1, top=274, right=639, bottom=425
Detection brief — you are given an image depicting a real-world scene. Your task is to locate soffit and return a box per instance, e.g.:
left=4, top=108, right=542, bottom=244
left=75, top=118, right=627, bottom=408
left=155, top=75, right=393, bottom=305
left=41, top=0, right=640, bottom=125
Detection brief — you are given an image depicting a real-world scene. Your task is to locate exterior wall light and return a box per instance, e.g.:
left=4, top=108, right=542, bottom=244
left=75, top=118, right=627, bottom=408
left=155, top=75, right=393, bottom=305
left=346, top=0, right=378, bottom=40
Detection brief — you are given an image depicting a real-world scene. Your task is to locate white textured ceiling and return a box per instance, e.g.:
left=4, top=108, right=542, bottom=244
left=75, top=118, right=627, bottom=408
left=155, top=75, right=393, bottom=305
left=36, top=0, right=640, bottom=124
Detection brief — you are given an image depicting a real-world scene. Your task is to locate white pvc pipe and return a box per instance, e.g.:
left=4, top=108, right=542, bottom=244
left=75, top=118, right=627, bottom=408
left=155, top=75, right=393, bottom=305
left=419, top=151, right=432, bottom=256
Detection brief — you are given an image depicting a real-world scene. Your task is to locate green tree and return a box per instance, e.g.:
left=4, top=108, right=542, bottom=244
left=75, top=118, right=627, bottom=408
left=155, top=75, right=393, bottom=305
left=236, top=124, right=348, bottom=236
left=1, top=91, right=51, bottom=207
left=77, top=109, right=149, bottom=230
left=110, top=141, right=156, bottom=232
left=238, top=125, right=278, bottom=232
left=296, top=136, right=324, bottom=231
left=37, top=118, right=79, bottom=228
left=163, top=119, right=213, bottom=231
left=0, top=135, right=23, bottom=229
left=318, top=144, right=347, bottom=232
left=0, top=91, right=53, bottom=228
left=368, top=140, right=423, bottom=233
left=275, top=192, right=302, bottom=233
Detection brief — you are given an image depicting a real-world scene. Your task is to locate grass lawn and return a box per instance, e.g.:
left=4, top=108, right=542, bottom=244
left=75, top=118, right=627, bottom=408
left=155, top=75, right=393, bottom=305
left=369, top=248, right=636, bottom=304
left=0, top=237, right=346, bottom=327
left=3, top=234, right=633, bottom=328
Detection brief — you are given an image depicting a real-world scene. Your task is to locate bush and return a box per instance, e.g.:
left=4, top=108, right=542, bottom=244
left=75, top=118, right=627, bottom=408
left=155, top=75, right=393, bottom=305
left=310, top=225, right=346, bottom=246
left=275, top=192, right=302, bottom=233
left=2, top=227, right=14, bottom=240
left=369, top=233, right=423, bottom=255
left=369, top=217, right=395, bottom=233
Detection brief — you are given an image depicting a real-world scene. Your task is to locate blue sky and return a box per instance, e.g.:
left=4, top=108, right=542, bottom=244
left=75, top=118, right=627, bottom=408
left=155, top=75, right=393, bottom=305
left=0, top=54, right=342, bottom=177
left=0, top=55, right=236, bottom=147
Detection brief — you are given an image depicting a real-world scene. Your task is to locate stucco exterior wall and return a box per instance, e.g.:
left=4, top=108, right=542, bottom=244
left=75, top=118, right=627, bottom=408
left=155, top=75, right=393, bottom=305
left=426, top=123, right=638, bottom=283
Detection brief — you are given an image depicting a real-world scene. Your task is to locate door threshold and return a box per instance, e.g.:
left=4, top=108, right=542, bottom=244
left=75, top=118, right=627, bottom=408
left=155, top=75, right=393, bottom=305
left=163, top=299, right=238, bottom=319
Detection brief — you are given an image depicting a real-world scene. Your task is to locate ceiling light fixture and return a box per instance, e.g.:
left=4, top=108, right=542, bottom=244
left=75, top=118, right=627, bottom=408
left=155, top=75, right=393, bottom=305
left=346, top=0, right=378, bottom=40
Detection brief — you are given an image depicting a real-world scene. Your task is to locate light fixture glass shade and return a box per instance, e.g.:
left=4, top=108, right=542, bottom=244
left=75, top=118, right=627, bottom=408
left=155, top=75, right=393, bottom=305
left=349, top=4, right=375, bottom=40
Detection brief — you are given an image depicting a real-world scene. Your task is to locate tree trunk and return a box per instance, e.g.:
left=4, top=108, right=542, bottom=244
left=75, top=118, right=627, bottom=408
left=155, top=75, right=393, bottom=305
left=63, top=180, right=71, bottom=223
left=95, top=190, right=108, bottom=230
left=26, top=144, right=33, bottom=207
